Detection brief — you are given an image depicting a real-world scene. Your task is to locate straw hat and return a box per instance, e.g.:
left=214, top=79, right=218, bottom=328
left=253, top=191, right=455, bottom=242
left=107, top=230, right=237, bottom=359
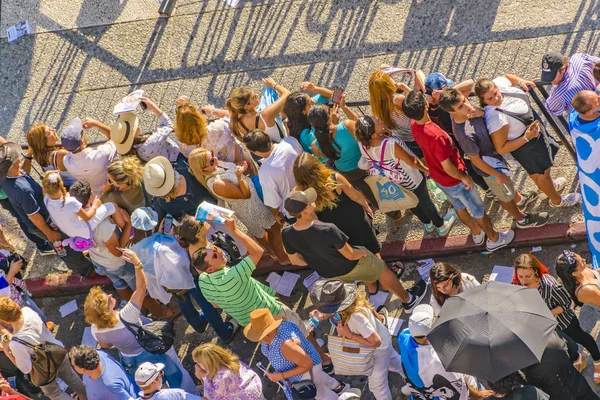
left=111, top=112, right=139, bottom=155
left=143, top=156, right=175, bottom=197
left=243, top=308, right=283, bottom=342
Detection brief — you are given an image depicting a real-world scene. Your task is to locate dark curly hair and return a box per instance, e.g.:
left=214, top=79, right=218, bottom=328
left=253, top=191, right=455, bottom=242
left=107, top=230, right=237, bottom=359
left=69, top=345, right=100, bottom=371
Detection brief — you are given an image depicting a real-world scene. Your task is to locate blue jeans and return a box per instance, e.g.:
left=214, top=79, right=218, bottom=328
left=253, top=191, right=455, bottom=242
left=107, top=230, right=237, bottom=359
left=92, top=262, right=136, bottom=290
left=177, top=285, right=235, bottom=341
left=120, top=349, right=183, bottom=389
left=437, top=181, right=485, bottom=219
left=22, top=294, right=47, bottom=323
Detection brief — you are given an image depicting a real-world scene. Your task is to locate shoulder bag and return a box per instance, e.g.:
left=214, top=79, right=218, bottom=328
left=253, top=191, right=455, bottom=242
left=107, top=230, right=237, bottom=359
left=362, top=139, right=418, bottom=213
left=119, top=315, right=174, bottom=355
left=11, top=337, right=67, bottom=387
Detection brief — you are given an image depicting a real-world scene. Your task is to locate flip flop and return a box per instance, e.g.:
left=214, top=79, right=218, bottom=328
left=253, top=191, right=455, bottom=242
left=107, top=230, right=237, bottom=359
left=389, top=261, right=405, bottom=279
left=594, top=360, right=600, bottom=384
left=368, top=281, right=382, bottom=296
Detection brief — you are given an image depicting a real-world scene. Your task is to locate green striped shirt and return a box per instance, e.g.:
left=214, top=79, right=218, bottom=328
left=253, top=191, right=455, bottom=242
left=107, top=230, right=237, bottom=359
left=198, top=256, right=283, bottom=326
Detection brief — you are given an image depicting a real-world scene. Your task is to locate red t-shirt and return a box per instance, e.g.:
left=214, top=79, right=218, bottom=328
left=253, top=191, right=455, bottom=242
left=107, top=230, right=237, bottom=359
left=411, top=120, right=466, bottom=187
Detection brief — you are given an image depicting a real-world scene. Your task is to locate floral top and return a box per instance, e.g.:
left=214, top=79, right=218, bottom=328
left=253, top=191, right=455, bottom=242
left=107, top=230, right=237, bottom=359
left=203, top=362, right=264, bottom=400
left=177, top=118, right=243, bottom=163
left=134, top=113, right=181, bottom=162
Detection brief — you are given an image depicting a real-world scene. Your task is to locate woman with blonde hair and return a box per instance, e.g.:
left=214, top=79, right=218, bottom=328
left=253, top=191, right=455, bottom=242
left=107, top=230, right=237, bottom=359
left=368, top=69, right=423, bottom=157
left=309, top=279, right=399, bottom=400
left=226, top=78, right=290, bottom=142
left=192, top=343, right=264, bottom=400
left=293, top=152, right=379, bottom=256
left=26, top=122, right=76, bottom=187
left=102, top=157, right=149, bottom=214
left=174, top=100, right=245, bottom=164
left=188, top=148, right=287, bottom=263
left=84, top=248, right=198, bottom=394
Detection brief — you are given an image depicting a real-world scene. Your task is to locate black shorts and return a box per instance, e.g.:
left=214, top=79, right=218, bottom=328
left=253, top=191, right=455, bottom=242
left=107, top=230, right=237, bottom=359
left=511, top=134, right=559, bottom=175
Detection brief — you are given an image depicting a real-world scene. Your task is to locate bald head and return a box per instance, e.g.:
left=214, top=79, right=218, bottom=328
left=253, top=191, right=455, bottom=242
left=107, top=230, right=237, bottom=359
left=572, top=90, right=599, bottom=115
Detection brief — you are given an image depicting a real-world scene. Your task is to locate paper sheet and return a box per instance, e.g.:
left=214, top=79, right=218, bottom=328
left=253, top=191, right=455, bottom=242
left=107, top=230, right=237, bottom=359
left=571, top=244, right=577, bottom=248
left=532, top=246, right=542, bottom=253
left=7, top=21, right=31, bottom=43
left=82, top=327, right=98, bottom=348
left=369, top=291, right=389, bottom=310
left=417, top=258, right=435, bottom=281
left=387, top=317, right=405, bottom=337
left=113, top=90, right=144, bottom=115
left=303, top=271, right=322, bottom=291
left=489, top=265, right=513, bottom=283
left=268, top=272, right=300, bottom=297
left=316, top=338, right=324, bottom=347
left=56, top=378, right=68, bottom=391
left=59, top=300, right=78, bottom=317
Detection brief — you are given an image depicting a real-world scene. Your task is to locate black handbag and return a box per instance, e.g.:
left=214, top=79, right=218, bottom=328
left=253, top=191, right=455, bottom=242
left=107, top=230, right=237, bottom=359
left=119, top=315, right=174, bottom=354
left=290, top=370, right=317, bottom=400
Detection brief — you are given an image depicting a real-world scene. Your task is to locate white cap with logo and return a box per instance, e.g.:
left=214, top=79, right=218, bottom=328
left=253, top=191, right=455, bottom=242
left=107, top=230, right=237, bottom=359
left=408, top=304, right=435, bottom=338
left=134, top=362, right=165, bottom=387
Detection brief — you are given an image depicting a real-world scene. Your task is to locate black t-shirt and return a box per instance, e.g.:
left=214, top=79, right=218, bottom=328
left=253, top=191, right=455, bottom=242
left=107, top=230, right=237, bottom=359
left=282, top=220, right=357, bottom=278
left=491, top=386, right=549, bottom=400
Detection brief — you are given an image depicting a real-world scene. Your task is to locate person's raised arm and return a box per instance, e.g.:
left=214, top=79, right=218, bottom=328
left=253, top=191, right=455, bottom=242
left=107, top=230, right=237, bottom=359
left=139, top=97, right=163, bottom=118
left=453, top=79, right=474, bottom=97
left=503, top=74, right=536, bottom=92
left=22, top=147, right=33, bottom=175
left=339, top=94, right=358, bottom=122
left=414, top=69, right=427, bottom=93
left=261, top=78, right=291, bottom=126
left=82, top=118, right=111, bottom=139
left=300, top=82, right=334, bottom=100
left=223, top=217, right=264, bottom=265
left=440, top=158, right=473, bottom=190
left=121, top=249, right=146, bottom=309
left=200, top=104, right=229, bottom=119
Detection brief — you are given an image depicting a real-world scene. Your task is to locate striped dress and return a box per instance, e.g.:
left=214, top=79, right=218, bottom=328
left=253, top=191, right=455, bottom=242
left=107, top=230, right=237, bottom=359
left=197, top=256, right=283, bottom=326
left=545, top=53, right=600, bottom=116
left=536, top=274, right=575, bottom=330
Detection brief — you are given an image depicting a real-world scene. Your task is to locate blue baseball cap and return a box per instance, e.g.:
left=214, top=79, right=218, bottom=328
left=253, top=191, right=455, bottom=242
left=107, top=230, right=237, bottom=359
left=131, top=207, right=158, bottom=231
left=425, top=72, right=454, bottom=91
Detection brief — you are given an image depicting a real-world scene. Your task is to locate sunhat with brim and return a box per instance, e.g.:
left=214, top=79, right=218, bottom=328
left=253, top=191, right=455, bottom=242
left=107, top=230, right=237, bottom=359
left=143, top=156, right=175, bottom=197
left=131, top=207, right=158, bottom=231
left=309, top=279, right=358, bottom=314
left=243, top=308, right=283, bottom=342
left=111, top=112, right=139, bottom=155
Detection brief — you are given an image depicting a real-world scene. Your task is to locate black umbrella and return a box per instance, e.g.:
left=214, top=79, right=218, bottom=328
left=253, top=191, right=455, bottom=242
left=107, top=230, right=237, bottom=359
left=427, top=280, right=557, bottom=382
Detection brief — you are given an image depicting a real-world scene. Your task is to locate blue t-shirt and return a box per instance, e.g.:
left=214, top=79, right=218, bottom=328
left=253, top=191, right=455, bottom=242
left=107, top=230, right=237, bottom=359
left=84, top=351, right=138, bottom=399
left=332, top=121, right=361, bottom=172
left=0, top=173, right=49, bottom=232
left=137, top=389, right=202, bottom=400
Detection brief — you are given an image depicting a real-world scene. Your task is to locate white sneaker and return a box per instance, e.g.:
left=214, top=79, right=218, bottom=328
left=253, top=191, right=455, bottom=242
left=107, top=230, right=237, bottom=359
left=537, top=177, right=567, bottom=200
left=486, top=229, right=515, bottom=252
left=436, top=209, right=457, bottom=237
left=550, top=193, right=582, bottom=208
left=424, top=223, right=435, bottom=233
left=472, top=229, right=485, bottom=245
left=339, top=389, right=362, bottom=400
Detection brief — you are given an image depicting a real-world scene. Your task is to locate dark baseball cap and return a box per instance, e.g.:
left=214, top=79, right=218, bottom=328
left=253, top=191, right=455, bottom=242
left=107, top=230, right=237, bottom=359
left=61, top=118, right=84, bottom=152
left=0, top=142, right=22, bottom=180
left=283, top=188, right=317, bottom=215
left=540, top=51, right=565, bottom=83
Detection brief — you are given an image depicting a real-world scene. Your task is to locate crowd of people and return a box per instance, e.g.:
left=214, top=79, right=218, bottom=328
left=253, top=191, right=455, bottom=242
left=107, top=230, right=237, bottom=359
left=0, top=49, right=595, bottom=399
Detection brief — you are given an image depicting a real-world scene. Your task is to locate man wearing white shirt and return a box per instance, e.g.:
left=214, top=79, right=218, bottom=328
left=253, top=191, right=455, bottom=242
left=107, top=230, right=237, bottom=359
left=62, top=117, right=116, bottom=197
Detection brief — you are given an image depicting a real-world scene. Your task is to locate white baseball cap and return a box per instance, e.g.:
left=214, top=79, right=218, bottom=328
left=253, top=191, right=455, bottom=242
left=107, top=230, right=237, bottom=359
left=134, top=362, right=165, bottom=387
left=408, top=304, right=435, bottom=337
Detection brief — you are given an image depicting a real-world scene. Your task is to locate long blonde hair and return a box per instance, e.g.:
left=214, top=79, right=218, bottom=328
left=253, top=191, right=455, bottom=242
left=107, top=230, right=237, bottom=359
left=226, top=87, right=253, bottom=140
left=369, top=70, right=398, bottom=129
left=192, top=343, right=241, bottom=380
left=26, top=123, right=53, bottom=168
left=188, top=148, right=217, bottom=190
left=42, top=171, right=67, bottom=207
left=84, top=287, right=118, bottom=329
left=293, top=153, right=339, bottom=211
left=107, top=156, right=143, bottom=189
left=175, top=102, right=209, bottom=146
left=338, top=288, right=375, bottom=324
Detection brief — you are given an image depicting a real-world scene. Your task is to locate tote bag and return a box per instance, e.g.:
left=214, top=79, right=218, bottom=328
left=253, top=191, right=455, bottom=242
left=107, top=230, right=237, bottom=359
left=327, top=334, right=376, bottom=376
left=362, top=140, right=418, bottom=213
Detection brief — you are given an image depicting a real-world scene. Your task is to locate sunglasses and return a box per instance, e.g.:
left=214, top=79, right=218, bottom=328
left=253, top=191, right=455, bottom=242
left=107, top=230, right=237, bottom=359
left=563, top=250, right=578, bottom=272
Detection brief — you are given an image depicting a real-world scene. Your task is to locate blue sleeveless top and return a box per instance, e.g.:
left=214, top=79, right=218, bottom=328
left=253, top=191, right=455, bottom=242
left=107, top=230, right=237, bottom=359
left=299, top=128, right=328, bottom=163
left=332, top=121, right=361, bottom=172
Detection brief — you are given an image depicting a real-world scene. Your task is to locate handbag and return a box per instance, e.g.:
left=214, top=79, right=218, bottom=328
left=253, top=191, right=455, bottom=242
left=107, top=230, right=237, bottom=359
left=291, top=378, right=317, bottom=400
left=11, top=337, right=67, bottom=387
left=362, top=139, right=419, bottom=213
left=327, top=334, right=376, bottom=376
left=119, top=315, right=175, bottom=355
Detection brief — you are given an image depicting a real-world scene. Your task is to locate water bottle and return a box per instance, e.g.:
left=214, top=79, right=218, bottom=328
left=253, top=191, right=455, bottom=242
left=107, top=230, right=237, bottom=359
left=305, top=316, right=319, bottom=331
left=53, top=241, right=67, bottom=257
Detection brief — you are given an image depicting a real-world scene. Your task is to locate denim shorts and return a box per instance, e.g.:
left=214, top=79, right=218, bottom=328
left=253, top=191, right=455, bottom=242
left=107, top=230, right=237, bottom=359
left=92, top=262, right=136, bottom=290
left=437, top=181, right=485, bottom=219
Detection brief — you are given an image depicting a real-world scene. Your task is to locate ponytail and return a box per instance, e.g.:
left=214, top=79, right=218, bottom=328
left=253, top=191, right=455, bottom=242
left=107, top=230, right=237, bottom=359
left=308, top=105, right=339, bottom=162
left=226, top=87, right=253, bottom=141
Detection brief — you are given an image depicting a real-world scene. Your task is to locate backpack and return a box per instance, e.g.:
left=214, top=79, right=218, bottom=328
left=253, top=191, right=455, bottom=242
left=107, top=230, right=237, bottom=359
left=10, top=337, right=67, bottom=387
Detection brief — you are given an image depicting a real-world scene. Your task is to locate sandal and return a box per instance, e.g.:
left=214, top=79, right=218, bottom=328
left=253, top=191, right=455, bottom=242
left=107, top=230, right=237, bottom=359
left=574, top=353, right=588, bottom=373
left=389, top=261, right=405, bottom=279
left=594, top=360, right=600, bottom=384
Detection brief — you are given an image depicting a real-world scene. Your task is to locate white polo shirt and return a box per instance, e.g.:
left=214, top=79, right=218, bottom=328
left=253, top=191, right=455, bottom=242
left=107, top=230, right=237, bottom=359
left=63, top=141, right=117, bottom=196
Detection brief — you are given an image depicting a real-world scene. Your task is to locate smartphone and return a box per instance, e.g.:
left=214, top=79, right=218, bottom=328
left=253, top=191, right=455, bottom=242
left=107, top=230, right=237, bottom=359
left=329, top=312, right=341, bottom=327
left=332, top=86, right=345, bottom=104
left=164, top=214, right=173, bottom=234
left=7, top=376, right=15, bottom=389
left=139, top=100, right=148, bottom=111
